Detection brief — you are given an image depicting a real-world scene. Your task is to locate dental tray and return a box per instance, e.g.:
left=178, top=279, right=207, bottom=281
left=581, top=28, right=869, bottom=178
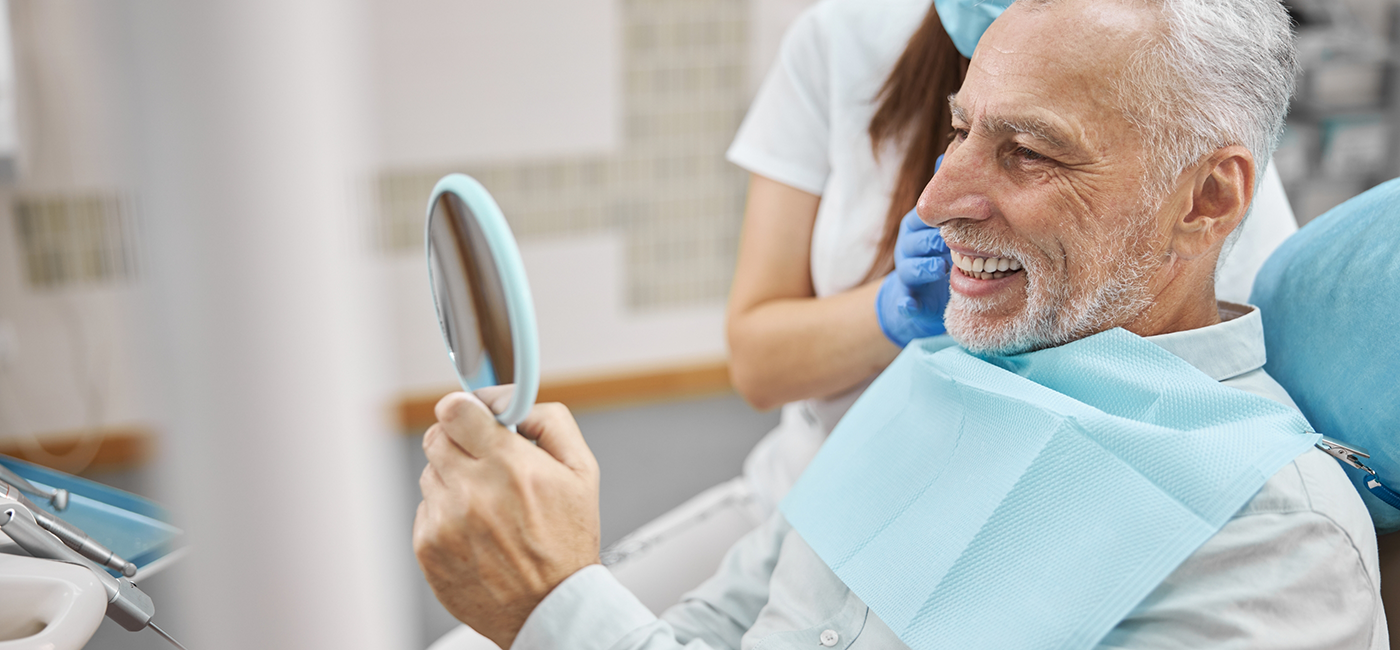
left=0, top=455, right=183, bottom=577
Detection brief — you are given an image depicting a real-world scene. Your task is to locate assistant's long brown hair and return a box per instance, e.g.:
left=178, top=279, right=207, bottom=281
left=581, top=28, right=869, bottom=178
left=862, top=5, right=970, bottom=282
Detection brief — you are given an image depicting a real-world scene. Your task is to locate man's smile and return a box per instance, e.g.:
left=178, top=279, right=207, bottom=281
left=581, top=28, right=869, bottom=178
left=945, top=245, right=1028, bottom=300
left=950, top=249, right=1022, bottom=279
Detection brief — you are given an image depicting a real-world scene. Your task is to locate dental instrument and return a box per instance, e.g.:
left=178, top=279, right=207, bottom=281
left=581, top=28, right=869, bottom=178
left=0, top=478, right=137, bottom=576
left=150, top=621, right=188, bottom=650
left=0, top=491, right=188, bottom=648
left=0, top=459, right=68, bottom=510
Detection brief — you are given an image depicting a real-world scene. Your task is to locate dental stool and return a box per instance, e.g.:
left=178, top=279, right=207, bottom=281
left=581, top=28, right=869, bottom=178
left=1251, top=176, right=1400, bottom=641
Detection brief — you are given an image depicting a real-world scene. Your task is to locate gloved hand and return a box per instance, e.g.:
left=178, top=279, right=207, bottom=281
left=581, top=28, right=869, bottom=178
left=876, top=208, right=953, bottom=347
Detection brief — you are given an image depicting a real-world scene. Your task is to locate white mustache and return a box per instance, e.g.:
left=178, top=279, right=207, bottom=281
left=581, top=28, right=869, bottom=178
left=939, top=226, right=1037, bottom=270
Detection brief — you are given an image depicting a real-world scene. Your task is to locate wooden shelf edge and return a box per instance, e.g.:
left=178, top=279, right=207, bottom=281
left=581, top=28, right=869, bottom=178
left=1, top=361, right=735, bottom=470
left=397, top=359, right=733, bottom=433
left=0, top=426, right=155, bottom=475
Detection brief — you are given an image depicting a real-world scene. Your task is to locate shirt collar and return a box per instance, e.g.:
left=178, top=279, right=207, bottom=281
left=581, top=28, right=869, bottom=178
left=1144, top=302, right=1266, bottom=382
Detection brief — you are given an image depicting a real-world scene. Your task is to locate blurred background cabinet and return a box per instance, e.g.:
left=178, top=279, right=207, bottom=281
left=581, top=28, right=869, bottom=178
left=1279, top=0, right=1400, bottom=224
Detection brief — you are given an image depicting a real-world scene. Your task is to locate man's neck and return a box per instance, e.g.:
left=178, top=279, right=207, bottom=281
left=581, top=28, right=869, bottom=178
left=1129, top=299, right=1222, bottom=338
left=1124, top=254, right=1224, bottom=338
left=1124, top=277, right=1223, bottom=338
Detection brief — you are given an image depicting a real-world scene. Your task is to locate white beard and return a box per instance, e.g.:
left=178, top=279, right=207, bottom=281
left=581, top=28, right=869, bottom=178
left=941, top=214, right=1160, bottom=356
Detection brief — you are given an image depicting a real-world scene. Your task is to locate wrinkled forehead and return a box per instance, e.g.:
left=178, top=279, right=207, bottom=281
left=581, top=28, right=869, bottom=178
left=958, top=0, right=1163, bottom=150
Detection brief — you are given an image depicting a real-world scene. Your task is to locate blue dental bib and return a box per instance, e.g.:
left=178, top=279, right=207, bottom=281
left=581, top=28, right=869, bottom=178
left=781, top=328, right=1317, bottom=650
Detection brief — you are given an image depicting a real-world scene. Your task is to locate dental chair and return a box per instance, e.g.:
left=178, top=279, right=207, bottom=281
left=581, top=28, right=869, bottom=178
left=1251, top=176, right=1400, bottom=642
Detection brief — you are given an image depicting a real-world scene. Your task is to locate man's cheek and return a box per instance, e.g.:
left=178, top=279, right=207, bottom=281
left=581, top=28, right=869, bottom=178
left=1011, top=177, right=1100, bottom=239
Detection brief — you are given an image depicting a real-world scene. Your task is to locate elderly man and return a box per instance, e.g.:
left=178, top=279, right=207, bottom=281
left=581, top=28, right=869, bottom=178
left=413, top=0, right=1385, bottom=648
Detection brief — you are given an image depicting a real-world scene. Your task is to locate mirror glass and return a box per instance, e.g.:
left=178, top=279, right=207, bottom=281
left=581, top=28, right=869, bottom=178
left=428, top=192, right=516, bottom=393
left=425, top=174, right=539, bottom=426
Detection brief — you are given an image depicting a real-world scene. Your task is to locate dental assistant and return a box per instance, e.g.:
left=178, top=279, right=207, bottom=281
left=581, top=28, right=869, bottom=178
left=725, top=0, right=1301, bottom=517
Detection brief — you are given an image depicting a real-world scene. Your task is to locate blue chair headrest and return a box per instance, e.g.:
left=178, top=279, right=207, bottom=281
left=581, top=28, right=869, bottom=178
left=1252, top=178, right=1400, bottom=533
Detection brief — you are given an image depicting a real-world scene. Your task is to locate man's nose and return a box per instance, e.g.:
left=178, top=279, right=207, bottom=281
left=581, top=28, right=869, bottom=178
left=916, top=141, right=995, bottom=228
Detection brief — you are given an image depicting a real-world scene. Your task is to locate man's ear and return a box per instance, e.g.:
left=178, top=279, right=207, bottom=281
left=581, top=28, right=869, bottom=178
left=1170, top=145, right=1255, bottom=261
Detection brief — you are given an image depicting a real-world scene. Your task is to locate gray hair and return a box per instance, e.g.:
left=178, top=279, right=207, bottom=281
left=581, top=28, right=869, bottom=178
left=1023, top=0, right=1299, bottom=209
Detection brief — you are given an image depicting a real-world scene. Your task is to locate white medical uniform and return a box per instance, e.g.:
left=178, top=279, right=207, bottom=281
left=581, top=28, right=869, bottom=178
left=725, top=0, right=1301, bottom=517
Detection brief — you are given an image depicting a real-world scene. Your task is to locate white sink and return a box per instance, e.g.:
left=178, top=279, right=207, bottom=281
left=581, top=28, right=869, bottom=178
left=0, top=553, right=107, bottom=650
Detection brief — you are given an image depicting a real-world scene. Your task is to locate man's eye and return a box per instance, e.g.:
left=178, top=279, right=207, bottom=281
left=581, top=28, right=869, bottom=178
left=951, top=128, right=969, bottom=142
left=1014, top=146, right=1047, bottom=162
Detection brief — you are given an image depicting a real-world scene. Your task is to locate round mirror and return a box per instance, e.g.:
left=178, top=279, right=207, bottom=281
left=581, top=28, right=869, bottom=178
left=425, top=174, right=539, bottom=426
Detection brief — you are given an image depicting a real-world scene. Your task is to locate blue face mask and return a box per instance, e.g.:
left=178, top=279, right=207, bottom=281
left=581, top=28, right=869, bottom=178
left=934, top=0, right=1015, bottom=59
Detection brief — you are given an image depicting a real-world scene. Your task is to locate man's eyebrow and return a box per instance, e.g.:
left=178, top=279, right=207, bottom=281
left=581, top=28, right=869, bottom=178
left=947, top=93, right=1072, bottom=151
left=949, top=93, right=969, bottom=125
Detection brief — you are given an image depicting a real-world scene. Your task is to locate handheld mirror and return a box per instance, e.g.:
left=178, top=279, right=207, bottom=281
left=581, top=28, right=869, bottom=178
left=425, top=174, right=539, bottom=426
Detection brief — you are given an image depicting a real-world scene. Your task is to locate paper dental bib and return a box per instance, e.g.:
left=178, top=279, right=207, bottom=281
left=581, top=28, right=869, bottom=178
left=780, top=328, right=1317, bottom=650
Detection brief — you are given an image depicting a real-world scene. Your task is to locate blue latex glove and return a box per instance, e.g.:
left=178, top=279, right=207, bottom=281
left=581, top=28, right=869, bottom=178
left=876, top=208, right=952, bottom=347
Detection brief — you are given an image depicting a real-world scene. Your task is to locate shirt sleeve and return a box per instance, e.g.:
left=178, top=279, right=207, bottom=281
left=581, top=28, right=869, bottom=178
left=1093, top=509, right=1381, bottom=649
left=511, top=514, right=790, bottom=650
left=726, top=5, right=831, bottom=196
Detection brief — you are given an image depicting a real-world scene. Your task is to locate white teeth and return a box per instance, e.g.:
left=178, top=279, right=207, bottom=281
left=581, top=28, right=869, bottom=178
left=949, top=250, right=1022, bottom=278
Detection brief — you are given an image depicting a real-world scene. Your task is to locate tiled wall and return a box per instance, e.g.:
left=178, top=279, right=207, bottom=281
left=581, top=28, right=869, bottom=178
left=12, top=192, right=135, bottom=289
left=378, top=0, right=751, bottom=309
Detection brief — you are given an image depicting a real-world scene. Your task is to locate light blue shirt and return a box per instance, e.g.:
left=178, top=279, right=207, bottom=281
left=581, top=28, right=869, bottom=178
left=513, top=305, right=1386, bottom=650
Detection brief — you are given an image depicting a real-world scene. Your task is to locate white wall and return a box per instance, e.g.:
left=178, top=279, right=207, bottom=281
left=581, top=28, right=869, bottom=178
left=9, top=0, right=133, bottom=191
left=748, top=0, right=818, bottom=96
left=0, top=0, right=146, bottom=443
left=371, top=0, right=621, bottom=168
left=0, top=212, right=147, bottom=438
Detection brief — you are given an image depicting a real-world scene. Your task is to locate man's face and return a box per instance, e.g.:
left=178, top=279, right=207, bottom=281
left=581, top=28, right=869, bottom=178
left=918, top=1, right=1174, bottom=355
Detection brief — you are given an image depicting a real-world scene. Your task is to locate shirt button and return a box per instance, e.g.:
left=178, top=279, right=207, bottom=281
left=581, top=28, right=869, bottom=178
left=820, top=629, right=840, bottom=647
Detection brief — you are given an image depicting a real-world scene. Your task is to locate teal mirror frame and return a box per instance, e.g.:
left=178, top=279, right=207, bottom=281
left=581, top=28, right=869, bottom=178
left=425, top=173, right=540, bottom=427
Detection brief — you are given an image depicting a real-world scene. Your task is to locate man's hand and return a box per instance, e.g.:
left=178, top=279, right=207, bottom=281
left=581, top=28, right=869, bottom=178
left=413, top=387, right=601, bottom=648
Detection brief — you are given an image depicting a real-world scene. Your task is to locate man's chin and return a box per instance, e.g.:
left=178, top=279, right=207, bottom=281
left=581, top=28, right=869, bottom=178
left=943, top=302, right=1055, bottom=357
left=946, top=330, right=1041, bottom=357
